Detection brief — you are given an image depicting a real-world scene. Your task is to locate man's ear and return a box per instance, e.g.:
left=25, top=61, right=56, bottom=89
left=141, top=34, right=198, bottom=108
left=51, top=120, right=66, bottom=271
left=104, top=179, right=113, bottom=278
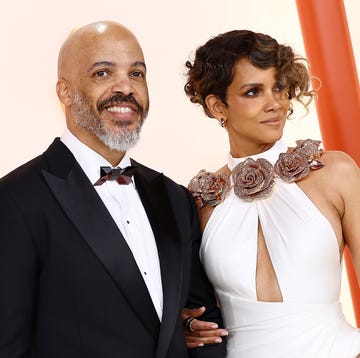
left=56, top=79, right=72, bottom=106
left=205, top=94, right=226, bottom=123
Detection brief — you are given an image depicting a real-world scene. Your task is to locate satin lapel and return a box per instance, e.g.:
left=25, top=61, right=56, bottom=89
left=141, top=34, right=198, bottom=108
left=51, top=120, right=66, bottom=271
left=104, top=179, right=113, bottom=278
left=42, top=140, right=160, bottom=338
left=133, top=163, right=184, bottom=358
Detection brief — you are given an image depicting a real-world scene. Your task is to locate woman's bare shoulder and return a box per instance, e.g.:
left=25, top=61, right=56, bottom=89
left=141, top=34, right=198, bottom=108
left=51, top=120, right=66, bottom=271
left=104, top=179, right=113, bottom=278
left=321, top=150, right=359, bottom=173
left=317, top=150, right=360, bottom=195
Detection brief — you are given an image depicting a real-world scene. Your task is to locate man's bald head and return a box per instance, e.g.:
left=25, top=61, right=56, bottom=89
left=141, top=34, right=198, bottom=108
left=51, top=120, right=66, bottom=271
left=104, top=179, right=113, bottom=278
left=57, top=21, right=143, bottom=81
left=56, top=21, right=149, bottom=163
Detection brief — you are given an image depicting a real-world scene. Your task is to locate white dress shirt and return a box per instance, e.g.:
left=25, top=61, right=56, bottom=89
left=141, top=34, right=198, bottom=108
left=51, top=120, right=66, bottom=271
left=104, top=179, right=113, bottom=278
left=61, top=129, right=163, bottom=320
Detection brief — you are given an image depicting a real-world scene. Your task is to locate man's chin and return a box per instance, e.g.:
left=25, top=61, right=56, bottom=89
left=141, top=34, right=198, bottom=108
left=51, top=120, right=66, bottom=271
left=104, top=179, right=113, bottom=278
left=96, top=131, right=140, bottom=152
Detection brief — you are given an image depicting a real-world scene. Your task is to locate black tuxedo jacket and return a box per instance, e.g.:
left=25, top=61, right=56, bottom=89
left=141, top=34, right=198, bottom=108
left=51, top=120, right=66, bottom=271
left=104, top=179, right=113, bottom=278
left=0, top=139, right=226, bottom=358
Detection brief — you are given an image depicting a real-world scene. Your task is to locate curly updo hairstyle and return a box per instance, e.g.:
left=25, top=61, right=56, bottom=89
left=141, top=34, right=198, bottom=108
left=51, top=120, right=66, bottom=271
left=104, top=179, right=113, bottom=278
left=184, top=30, right=316, bottom=118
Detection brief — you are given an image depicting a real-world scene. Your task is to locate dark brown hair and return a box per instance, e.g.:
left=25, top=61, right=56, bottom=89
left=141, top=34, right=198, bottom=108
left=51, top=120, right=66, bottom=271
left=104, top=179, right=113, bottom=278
left=184, top=30, right=316, bottom=118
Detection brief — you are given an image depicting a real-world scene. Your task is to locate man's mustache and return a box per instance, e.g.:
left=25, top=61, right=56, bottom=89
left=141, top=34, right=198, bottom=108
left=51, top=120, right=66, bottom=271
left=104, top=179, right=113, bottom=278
left=98, top=93, right=143, bottom=113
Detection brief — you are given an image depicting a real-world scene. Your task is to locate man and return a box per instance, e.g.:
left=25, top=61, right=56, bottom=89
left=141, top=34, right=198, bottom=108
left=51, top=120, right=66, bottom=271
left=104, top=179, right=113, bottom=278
left=0, top=21, right=226, bottom=357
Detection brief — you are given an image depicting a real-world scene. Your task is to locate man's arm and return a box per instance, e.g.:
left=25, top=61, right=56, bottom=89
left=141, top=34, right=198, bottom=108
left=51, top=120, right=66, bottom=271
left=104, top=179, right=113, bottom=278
left=0, top=189, right=37, bottom=357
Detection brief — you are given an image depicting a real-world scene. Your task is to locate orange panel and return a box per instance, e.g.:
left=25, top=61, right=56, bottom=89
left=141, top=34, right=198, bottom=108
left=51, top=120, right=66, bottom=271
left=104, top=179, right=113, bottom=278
left=296, top=0, right=360, bottom=326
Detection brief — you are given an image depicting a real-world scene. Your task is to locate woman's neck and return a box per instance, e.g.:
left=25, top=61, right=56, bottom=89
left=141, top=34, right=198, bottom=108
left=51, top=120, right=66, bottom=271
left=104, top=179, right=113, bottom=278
left=229, top=141, right=277, bottom=158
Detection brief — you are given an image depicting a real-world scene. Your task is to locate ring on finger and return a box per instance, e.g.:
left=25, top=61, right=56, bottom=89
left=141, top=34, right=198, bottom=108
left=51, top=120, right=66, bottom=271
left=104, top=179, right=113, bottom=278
left=183, top=317, right=196, bottom=332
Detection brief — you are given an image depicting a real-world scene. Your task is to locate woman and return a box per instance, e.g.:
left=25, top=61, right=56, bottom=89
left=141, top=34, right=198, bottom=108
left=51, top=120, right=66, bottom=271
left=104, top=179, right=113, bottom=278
left=183, top=30, right=360, bottom=357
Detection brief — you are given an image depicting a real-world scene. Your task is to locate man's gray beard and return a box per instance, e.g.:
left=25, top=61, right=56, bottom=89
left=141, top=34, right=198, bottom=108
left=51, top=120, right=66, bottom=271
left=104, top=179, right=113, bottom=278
left=72, top=92, right=144, bottom=151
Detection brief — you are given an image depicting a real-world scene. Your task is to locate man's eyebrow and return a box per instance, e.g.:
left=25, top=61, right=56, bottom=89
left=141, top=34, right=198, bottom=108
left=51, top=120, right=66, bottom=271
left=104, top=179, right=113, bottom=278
left=87, top=60, right=146, bottom=73
left=87, top=61, right=115, bottom=72
left=132, top=61, right=146, bottom=70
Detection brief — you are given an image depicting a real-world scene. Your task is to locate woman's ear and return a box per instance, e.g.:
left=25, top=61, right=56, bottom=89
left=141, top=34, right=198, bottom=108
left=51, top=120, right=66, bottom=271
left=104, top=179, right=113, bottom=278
left=56, top=79, right=72, bottom=106
left=205, top=94, right=225, bottom=119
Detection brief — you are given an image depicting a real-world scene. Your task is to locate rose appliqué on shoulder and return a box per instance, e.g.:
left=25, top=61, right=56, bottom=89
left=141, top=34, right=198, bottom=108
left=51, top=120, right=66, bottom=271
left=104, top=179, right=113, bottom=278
left=188, top=169, right=230, bottom=208
left=274, top=139, right=324, bottom=182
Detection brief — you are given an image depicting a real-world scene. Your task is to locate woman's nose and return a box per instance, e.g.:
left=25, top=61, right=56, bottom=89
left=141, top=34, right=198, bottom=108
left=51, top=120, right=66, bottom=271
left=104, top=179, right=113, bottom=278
left=264, top=92, right=282, bottom=112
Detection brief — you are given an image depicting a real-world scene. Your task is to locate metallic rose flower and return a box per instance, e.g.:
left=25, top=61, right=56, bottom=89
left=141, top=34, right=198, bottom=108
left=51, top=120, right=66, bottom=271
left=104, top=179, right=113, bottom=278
left=295, top=139, right=323, bottom=158
left=188, top=169, right=230, bottom=207
left=295, top=139, right=324, bottom=170
left=274, top=151, right=310, bottom=183
left=232, top=158, right=274, bottom=201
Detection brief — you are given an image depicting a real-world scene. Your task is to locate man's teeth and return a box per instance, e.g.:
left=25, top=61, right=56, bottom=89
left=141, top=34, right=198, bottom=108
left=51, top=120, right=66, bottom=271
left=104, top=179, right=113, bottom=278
left=107, top=106, right=132, bottom=113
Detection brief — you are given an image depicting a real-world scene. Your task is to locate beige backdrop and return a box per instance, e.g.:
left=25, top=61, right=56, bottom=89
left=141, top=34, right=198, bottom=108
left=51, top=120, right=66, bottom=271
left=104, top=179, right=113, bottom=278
left=1, top=0, right=359, bottom=324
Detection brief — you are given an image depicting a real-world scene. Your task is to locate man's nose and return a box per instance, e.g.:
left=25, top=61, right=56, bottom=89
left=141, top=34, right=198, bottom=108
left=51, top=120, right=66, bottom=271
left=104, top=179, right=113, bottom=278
left=110, top=76, right=133, bottom=95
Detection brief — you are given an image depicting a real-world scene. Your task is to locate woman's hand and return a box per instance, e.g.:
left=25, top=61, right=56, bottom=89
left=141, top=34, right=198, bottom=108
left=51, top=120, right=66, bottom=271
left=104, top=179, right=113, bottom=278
left=182, top=307, right=228, bottom=349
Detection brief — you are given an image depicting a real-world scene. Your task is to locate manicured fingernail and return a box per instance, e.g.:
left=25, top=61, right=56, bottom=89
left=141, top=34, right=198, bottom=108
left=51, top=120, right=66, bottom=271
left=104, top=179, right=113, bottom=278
left=215, top=338, right=222, bottom=343
left=221, top=330, right=229, bottom=336
left=210, top=324, right=218, bottom=329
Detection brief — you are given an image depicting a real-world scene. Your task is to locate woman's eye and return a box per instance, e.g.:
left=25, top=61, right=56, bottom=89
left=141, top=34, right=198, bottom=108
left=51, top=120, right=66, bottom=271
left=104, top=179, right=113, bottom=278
left=246, top=88, right=259, bottom=96
left=273, top=85, right=284, bottom=93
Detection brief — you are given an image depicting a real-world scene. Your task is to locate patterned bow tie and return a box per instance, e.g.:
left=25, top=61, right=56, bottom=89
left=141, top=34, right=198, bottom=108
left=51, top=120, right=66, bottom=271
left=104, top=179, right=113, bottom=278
left=94, top=166, right=136, bottom=186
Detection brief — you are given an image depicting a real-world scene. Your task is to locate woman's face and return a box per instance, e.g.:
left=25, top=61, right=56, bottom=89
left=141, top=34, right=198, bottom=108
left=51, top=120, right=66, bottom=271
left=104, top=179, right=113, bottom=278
left=221, top=58, right=290, bottom=157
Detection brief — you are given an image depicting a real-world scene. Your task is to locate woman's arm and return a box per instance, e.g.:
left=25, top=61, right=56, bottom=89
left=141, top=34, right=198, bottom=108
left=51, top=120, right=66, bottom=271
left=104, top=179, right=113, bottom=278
left=182, top=307, right=228, bottom=348
left=337, top=152, right=360, bottom=286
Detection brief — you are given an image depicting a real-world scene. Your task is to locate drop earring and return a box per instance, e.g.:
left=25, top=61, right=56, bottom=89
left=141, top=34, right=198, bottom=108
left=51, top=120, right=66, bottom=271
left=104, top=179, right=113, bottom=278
left=287, top=104, right=294, bottom=119
left=220, top=118, right=226, bottom=127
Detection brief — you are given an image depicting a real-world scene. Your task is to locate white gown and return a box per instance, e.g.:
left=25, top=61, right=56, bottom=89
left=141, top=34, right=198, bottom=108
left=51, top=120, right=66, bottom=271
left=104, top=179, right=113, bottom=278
left=200, top=140, right=360, bottom=357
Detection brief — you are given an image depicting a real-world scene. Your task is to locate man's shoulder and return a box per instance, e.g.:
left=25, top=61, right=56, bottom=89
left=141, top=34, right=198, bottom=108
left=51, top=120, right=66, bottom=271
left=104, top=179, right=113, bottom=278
left=0, top=138, right=66, bottom=189
left=130, top=158, right=189, bottom=197
left=130, top=158, right=159, bottom=176
left=0, top=154, right=45, bottom=185
left=131, top=159, right=178, bottom=184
